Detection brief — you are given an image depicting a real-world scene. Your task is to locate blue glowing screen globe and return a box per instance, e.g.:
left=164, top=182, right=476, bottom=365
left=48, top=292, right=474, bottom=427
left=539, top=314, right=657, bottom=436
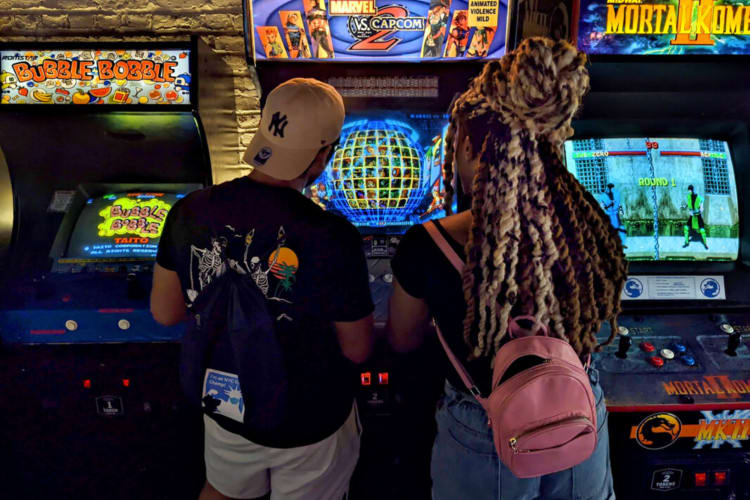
left=305, top=113, right=451, bottom=233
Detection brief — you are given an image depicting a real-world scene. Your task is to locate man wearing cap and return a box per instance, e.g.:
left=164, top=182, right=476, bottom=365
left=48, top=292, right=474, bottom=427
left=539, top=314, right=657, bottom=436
left=151, top=78, right=374, bottom=500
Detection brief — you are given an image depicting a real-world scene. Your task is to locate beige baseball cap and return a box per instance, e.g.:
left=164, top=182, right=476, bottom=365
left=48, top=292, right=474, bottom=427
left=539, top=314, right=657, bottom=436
left=243, top=78, right=345, bottom=180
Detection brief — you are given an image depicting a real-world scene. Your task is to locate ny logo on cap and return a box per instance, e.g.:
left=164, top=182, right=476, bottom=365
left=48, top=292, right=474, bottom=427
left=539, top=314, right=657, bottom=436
left=269, top=111, right=289, bottom=138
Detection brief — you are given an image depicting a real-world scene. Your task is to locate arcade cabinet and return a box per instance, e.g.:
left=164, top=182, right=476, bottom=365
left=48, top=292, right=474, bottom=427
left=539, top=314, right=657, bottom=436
left=0, top=42, right=210, bottom=499
left=570, top=6, right=750, bottom=498
left=243, top=0, right=508, bottom=496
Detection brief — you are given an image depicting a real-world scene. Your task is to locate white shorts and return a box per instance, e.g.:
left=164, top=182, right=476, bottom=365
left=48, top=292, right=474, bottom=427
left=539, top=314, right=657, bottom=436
left=204, top=404, right=361, bottom=500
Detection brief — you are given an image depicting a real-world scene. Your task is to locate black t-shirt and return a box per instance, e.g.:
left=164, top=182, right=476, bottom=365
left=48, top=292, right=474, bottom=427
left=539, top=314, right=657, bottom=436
left=157, top=177, right=374, bottom=447
left=391, top=220, right=493, bottom=395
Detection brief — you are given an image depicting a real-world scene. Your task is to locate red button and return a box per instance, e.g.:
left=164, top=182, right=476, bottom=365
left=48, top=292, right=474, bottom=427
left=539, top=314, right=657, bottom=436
left=378, top=372, right=389, bottom=385
left=640, top=342, right=655, bottom=352
left=714, top=471, right=727, bottom=486
left=695, top=472, right=707, bottom=487
left=360, top=372, right=371, bottom=386
left=649, top=356, right=664, bottom=367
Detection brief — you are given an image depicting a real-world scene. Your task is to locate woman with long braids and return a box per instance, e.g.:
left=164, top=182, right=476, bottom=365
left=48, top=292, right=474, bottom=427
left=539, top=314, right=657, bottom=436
left=388, top=37, right=627, bottom=499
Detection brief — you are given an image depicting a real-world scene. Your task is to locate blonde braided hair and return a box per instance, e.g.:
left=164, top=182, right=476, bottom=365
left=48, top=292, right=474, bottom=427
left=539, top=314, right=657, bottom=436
left=442, top=37, right=628, bottom=359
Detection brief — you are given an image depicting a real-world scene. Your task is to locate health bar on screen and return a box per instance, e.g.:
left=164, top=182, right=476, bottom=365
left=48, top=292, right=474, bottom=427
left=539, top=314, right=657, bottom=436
left=607, top=151, right=648, bottom=156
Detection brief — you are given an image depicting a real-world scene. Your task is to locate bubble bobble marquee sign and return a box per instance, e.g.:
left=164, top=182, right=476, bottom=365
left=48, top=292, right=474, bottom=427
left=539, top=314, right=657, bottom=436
left=1, top=48, right=192, bottom=105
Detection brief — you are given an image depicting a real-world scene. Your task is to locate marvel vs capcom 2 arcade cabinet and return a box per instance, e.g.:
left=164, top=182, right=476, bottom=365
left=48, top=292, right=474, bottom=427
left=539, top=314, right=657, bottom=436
left=244, top=0, right=507, bottom=496
left=568, top=5, right=750, bottom=499
left=0, top=42, right=210, bottom=498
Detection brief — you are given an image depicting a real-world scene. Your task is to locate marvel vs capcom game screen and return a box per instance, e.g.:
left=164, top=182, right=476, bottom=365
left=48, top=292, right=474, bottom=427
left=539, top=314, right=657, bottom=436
left=564, top=137, right=739, bottom=261
left=64, top=192, right=184, bottom=262
left=303, top=112, right=450, bottom=234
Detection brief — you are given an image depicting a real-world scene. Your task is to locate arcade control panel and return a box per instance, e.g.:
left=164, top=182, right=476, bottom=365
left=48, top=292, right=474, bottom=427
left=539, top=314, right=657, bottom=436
left=0, top=267, right=182, bottom=344
left=353, top=235, right=400, bottom=416
left=596, top=313, right=750, bottom=499
left=355, top=233, right=444, bottom=418
left=362, top=234, right=400, bottom=326
left=598, top=314, right=750, bottom=406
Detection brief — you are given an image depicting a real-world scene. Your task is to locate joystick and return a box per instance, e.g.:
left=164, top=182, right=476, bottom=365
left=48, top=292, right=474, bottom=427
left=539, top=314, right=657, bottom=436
left=726, top=331, right=742, bottom=357
left=616, top=326, right=631, bottom=359
left=126, top=273, right=144, bottom=300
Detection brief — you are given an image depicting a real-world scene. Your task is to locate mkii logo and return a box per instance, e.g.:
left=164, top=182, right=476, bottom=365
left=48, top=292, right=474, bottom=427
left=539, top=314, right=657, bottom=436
left=347, top=5, right=426, bottom=51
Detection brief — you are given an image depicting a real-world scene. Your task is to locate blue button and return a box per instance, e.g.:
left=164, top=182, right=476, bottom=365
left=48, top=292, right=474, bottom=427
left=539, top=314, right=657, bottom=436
left=671, top=342, right=687, bottom=354
left=681, top=355, right=696, bottom=366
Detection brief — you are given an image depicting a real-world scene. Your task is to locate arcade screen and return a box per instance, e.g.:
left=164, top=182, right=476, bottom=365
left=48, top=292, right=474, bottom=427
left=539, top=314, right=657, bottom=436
left=303, top=111, right=451, bottom=233
left=63, top=191, right=184, bottom=262
left=564, top=137, right=739, bottom=261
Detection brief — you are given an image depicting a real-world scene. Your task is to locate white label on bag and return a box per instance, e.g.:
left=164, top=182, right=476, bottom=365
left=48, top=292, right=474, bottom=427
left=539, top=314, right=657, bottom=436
left=203, top=369, right=245, bottom=423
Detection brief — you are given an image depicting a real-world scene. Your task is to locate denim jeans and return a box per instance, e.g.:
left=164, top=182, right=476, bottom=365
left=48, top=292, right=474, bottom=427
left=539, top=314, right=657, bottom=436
left=431, top=367, right=615, bottom=500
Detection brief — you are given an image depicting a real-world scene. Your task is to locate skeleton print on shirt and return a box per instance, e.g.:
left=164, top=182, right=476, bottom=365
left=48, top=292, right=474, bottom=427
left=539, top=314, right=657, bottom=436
left=186, top=225, right=299, bottom=307
left=187, top=236, right=228, bottom=302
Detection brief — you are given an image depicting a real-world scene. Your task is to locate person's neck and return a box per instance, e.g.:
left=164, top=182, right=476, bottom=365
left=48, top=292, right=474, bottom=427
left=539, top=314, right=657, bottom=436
left=248, top=170, right=305, bottom=191
left=440, top=209, right=472, bottom=246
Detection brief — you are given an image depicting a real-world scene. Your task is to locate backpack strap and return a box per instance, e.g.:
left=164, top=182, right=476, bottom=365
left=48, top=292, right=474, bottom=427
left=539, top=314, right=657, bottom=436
left=422, top=221, right=487, bottom=407
left=423, top=220, right=464, bottom=273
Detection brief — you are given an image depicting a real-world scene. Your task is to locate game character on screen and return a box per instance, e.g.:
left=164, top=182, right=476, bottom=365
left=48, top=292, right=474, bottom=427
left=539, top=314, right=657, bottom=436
left=598, top=183, right=627, bottom=248
left=266, top=30, right=286, bottom=58
left=309, top=182, right=328, bottom=209
left=284, top=12, right=312, bottom=58
left=445, top=12, right=470, bottom=57
left=421, top=179, right=445, bottom=217
left=422, top=0, right=450, bottom=57
left=307, top=2, right=334, bottom=58
left=682, top=184, right=708, bottom=250
left=467, top=27, right=495, bottom=57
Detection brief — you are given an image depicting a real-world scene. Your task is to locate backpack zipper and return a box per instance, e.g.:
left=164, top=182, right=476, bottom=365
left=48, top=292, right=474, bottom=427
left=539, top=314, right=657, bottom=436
left=509, top=416, right=593, bottom=454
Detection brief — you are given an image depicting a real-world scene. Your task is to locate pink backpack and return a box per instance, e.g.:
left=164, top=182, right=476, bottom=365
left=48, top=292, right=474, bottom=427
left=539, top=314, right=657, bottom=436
left=424, top=221, right=597, bottom=478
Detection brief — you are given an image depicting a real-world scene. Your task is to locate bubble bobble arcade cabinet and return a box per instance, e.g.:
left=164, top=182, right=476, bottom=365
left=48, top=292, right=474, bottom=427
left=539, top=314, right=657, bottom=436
left=244, top=0, right=506, bottom=495
left=0, top=42, right=210, bottom=497
left=569, top=6, right=750, bottom=499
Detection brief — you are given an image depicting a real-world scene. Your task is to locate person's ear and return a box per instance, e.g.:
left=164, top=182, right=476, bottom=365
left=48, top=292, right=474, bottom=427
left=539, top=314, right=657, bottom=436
left=314, top=145, right=331, bottom=170
left=305, top=145, right=331, bottom=182
left=461, top=133, right=475, bottom=160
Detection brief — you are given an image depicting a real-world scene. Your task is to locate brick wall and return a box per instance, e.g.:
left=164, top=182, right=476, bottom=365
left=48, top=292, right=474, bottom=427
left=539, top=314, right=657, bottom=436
left=0, top=0, right=259, bottom=183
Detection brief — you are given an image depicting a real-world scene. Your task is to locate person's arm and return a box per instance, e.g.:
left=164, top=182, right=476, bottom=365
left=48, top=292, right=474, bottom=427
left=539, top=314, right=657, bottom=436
left=335, top=314, right=374, bottom=364
left=151, top=198, right=186, bottom=326
left=387, top=277, right=431, bottom=353
left=324, top=221, right=376, bottom=364
left=151, top=263, right=187, bottom=326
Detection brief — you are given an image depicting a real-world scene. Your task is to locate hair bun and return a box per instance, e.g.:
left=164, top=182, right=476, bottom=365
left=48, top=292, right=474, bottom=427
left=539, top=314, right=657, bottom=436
left=479, top=37, right=589, bottom=143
